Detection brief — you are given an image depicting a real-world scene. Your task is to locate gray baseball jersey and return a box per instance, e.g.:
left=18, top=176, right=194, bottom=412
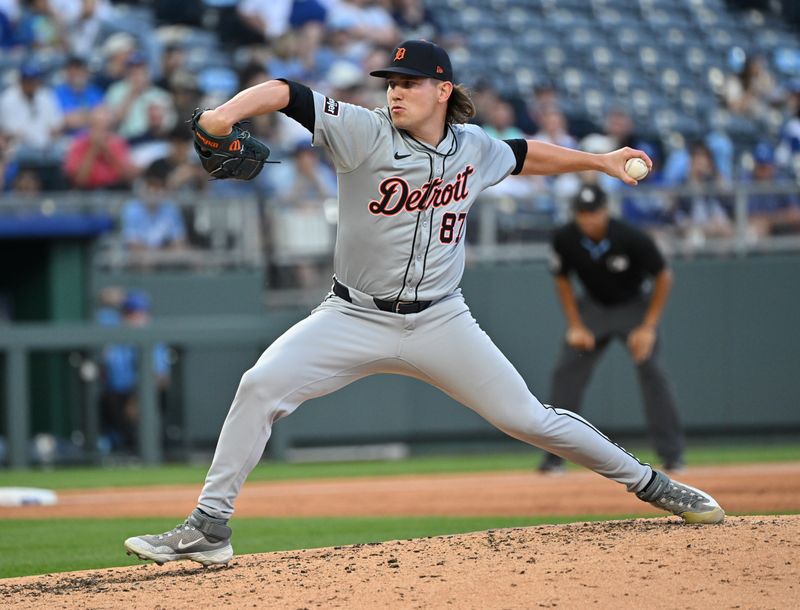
left=311, top=91, right=516, bottom=302
left=196, top=84, right=654, bottom=520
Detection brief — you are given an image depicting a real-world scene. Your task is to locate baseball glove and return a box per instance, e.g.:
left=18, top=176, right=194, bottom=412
left=190, top=109, right=274, bottom=180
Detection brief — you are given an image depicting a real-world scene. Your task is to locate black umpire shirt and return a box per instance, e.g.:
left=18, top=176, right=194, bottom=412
left=550, top=218, right=666, bottom=306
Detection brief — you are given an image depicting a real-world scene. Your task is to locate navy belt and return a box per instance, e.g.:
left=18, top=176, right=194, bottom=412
left=332, top=278, right=432, bottom=314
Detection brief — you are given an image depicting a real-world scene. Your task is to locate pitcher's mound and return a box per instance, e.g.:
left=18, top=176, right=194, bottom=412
left=2, top=515, right=798, bottom=609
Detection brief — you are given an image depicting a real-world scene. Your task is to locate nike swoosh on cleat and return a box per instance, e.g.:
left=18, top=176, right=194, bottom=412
left=177, top=538, right=202, bottom=550
left=394, top=152, right=411, bottom=160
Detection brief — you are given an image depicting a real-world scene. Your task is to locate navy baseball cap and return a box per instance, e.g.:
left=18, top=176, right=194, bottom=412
left=572, top=185, right=608, bottom=212
left=753, top=141, right=775, bottom=165
left=122, top=290, right=151, bottom=313
left=20, top=61, right=44, bottom=80
left=370, top=40, right=453, bottom=82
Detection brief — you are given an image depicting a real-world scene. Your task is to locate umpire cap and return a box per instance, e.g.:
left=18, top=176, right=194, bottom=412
left=370, top=40, right=454, bottom=82
left=572, top=184, right=608, bottom=213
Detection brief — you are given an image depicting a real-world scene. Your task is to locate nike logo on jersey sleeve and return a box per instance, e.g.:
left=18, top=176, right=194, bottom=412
left=394, top=152, right=411, bottom=160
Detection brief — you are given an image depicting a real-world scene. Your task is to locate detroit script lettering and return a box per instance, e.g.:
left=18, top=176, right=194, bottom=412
left=368, top=166, right=475, bottom=216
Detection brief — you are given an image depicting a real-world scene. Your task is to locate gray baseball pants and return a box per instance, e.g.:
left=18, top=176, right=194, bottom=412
left=542, top=295, right=685, bottom=467
left=198, top=289, right=653, bottom=520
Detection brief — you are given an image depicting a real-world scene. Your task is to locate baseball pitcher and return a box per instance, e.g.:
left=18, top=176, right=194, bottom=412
left=125, top=40, right=724, bottom=567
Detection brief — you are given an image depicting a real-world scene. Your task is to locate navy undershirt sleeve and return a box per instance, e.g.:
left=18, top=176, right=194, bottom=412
left=503, top=138, right=528, bottom=175
left=276, top=78, right=315, bottom=133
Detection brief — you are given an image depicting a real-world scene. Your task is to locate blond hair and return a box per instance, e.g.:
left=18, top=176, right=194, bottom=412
left=446, top=84, right=476, bottom=124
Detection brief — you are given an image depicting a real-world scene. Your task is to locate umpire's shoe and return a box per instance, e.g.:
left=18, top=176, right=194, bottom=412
left=125, top=508, right=233, bottom=566
left=636, top=470, right=725, bottom=524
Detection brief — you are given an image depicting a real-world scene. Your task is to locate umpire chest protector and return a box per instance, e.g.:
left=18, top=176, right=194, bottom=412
left=550, top=219, right=667, bottom=306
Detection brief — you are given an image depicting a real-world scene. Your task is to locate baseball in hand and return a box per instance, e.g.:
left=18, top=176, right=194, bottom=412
left=624, top=157, right=649, bottom=181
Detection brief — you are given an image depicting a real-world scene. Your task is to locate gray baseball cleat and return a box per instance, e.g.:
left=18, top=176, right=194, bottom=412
left=125, top=509, right=233, bottom=566
left=636, top=470, right=725, bottom=524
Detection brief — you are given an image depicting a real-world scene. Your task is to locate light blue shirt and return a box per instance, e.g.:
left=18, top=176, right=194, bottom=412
left=122, top=200, right=186, bottom=248
left=103, top=343, right=170, bottom=393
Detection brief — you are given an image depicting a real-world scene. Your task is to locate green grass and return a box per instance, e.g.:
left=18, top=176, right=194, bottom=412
left=1, top=444, right=798, bottom=580
left=0, top=514, right=641, bottom=579
left=1, top=443, right=799, bottom=490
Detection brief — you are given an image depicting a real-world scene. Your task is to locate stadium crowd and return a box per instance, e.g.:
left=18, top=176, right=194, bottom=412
left=0, top=0, right=799, bottom=255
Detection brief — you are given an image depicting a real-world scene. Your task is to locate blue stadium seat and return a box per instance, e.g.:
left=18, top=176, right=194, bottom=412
left=613, top=27, right=643, bottom=52
left=455, top=6, right=484, bottom=31
left=565, top=26, right=598, bottom=51
left=513, top=68, right=540, bottom=93
left=503, top=8, right=543, bottom=33
left=707, top=108, right=760, bottom=147
left=638, top=46, right=662, bottom=75
left=580, top=88, right=608, bottom=122
left=684, top=46, right=709, bottom=75
left=186, top=47, right=233, bottom=72
left=756, top=29, right=800, bottom=55
left=181, top=29, right=220, bottom=51
left=494, top=48, right=523, bottom=74
left=542, top=46, right=567, bottom=75
left=660, top=68, right=683, bottom=98
left=590, top=47, right=615, bottom=75
left=611, top=68, right=633, bottom=96
left=441, top=0, right=795, bottom=161
left=519, top=29, right=561, bottom=51
left=654, top=109, right=703, bottom=140
left=197, top=66, right=239, bottom=96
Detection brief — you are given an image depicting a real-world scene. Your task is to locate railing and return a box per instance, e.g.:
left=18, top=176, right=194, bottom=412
left=1, top=181, right=799, bottom=280
left=0, top=314, right=301, bottom=467
left=0, top=191, right=265, bottom=271
left=469, top=181, right=800, bottom=263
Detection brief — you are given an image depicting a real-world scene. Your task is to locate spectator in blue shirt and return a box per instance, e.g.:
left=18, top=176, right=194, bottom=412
left=619, top=142, right=674, bottom=232
left=0, top=132, right=19, bottom=191
left=54, top=56, right=104, bottom=135
left=776, top=79, right=800, bottom=178
left=0, top=9, right=15, bottom=48
left=673, top=141, right=734, bottom=240
left=746, top=141, right=800, bottom=238
left=100, top=290, right=171, bottom=453
left=122, top=159, right=187, bottom=253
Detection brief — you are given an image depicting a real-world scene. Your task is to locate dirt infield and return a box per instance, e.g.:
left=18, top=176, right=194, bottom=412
left=2, top=462, right=799, bottom=608
left=2, top=515, right=798, bottom=609
left=3, top=462, right=800, bottom=519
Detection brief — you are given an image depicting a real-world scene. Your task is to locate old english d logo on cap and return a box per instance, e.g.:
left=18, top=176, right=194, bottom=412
left=370, top=39, right=454, bottom=82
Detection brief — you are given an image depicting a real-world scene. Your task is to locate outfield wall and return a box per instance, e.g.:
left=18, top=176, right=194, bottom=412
left=264, top=254, right=800, bottom=456
left=2, top=254, right=798, bottom=464
left=97, top=254, right=800, bottom=456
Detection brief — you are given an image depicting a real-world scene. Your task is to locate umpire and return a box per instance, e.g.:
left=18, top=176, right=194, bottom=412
left=538, top=184, right=685, bottom=474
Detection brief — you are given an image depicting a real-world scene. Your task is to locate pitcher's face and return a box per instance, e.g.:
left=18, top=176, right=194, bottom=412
left=386, top=75, right=448, bottom=132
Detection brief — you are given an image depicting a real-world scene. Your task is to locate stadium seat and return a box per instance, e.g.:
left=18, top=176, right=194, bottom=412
left=591, top=47, right=614, bottom=74
left=611, top=68, right=633, bottom=96
left=197, top=66, right=239, bottom=96
left=614, top=27, right=643, bottom=52
left=638, top=46, right=662, bottom=75
left=684, top=46, right=710, bottom=75
left=514, top=68, right=539, bottom=93
left=543, top=46, right=567, bottom=75
left=429, top=0, right=794, bottom=167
